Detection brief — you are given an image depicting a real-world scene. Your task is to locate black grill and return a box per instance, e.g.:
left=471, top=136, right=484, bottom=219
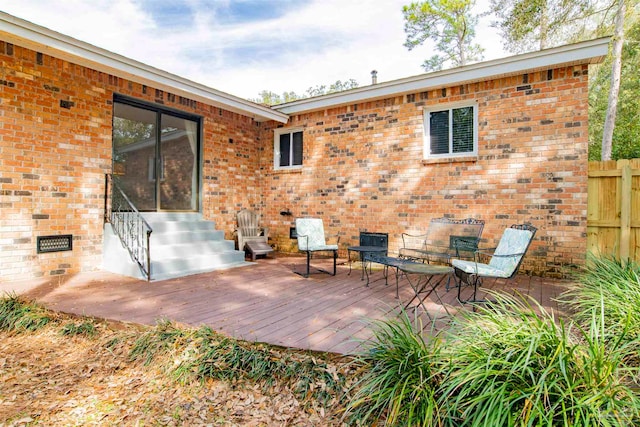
left=37, top=235, right=73, bottom=253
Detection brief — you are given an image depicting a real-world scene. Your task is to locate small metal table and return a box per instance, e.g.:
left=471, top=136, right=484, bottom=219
left=347, top=246, right=387, bottom=280
left=399, top=263, right=453, bottom=319
left=362, top=254, right=421, bottom=297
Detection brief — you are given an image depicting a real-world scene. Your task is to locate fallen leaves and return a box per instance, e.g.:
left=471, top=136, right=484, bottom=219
left=0, top=321, right=350, bottom=426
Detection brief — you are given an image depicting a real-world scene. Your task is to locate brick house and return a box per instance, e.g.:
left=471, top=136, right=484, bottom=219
left=0, top=12, right=609, bottom=282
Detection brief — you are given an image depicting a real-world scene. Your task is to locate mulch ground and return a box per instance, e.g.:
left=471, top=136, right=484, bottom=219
left=0, top=317, right=349, bottom=426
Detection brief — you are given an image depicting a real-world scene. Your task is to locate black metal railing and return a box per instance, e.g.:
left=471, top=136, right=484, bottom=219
left=105, top=174, right=153, bottom=281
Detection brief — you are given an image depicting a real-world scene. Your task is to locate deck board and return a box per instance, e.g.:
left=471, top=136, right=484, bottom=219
left=1, top=255, right=570, bottom=355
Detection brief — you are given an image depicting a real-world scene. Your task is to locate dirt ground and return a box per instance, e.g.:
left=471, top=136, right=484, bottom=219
left=0, top=319, right=348, bottom=426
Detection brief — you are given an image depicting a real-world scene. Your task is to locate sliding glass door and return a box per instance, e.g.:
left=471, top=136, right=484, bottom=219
left=112, top=97, right=200, bottom=212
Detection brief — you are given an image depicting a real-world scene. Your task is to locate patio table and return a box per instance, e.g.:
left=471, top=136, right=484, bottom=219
left=399, top=263, right=453, bottom=320
left=348, top=245, right=388, bottom=281
left=362, top=254, right=423, bottom=298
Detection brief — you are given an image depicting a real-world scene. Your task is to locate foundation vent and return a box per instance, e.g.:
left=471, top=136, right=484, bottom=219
left=37, top=235, right=73, bottom=253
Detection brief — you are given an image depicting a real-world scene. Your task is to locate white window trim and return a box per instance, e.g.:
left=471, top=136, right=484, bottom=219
left=423, top=101, right=478, bottom=160
left=274, top=127, right=304, bottom=170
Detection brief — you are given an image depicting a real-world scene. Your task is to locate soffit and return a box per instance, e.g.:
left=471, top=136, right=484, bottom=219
left=0, top=12, right=288, bottom=123
left=274, top=37, right=611, bottom=115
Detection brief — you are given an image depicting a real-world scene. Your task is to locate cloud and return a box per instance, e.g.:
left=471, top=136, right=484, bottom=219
left=1, top=0, right=507, bottom=100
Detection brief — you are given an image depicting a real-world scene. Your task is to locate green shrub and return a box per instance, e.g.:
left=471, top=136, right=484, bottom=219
left=0, top=294, right=51, bottom=332
left=440, top=293, right=640, bottom=426
left=561, top=254, right=640, bottom=361
left=346, top=293, right=640, bottom=426
left=344, top=311, right=442, bottom=426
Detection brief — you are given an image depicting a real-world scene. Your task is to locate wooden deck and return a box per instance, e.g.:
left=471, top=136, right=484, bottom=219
left=1, top=255, right=571, bottom=355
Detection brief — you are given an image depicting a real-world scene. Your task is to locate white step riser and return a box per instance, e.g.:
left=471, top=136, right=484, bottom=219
left=150, top=253, right=246, bottom=278
left=151, top=230, right=225, bottom=245
left=142, top=212, right=204, bottom=222
left=151, top=241, right=235, bottom=260
left=146, top=221, right=218, bottom=233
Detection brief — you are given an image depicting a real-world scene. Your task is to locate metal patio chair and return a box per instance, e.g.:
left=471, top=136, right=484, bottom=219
left=452, top=223, right=537, bottom=304
left=399, top=217, right=485, bottom=265
left=295, top=218, right=340, bottom=278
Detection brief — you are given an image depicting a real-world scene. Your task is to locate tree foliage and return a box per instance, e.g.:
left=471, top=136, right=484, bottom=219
left=250, top=79, right=359, bottom=106
left=590, top=11, right=640, bottom=160
left=488, top=0, right=595, bottom=52
left=402, top=0, right=484, bottom=71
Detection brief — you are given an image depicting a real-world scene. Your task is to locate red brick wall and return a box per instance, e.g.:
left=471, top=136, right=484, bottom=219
left=0, top=37, right=590, bottom=281
left=0, top=41, right=262, bottom=281
left=260, top=66, right=590, bottom=277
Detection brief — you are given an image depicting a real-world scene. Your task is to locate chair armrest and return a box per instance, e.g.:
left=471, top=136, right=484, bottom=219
left=473, top=247, right=496, bottom=264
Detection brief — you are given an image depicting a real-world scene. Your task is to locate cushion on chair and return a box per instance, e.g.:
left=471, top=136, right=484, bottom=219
left=295, top=218, right=337, bottom=251
left=488, top=228, right=533, bottom=275
left=451, top=259, right=512, bottom=278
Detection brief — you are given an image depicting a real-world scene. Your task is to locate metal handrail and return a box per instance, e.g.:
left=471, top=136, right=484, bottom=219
left=105, top=174, right=153, bottom=281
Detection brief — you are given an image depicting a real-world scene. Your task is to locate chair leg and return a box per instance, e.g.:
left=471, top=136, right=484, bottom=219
left=295, top=250, right=336, bottom=278
left=332, top=250, right=337, bottom=276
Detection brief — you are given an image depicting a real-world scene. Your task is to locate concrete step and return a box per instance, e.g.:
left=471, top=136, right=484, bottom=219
left=102, top=213, right=250, bottom=281
left=151, top=229, right=225, bottom=245
left=151, top=240, right=235, bottom=260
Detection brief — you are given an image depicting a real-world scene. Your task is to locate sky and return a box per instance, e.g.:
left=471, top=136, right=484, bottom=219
left=1, top=0, right=509, bottom=101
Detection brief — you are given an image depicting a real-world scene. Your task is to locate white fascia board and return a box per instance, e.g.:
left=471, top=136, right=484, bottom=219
left=275, top=37, right=610, bottom=115
left=0, top=12, right=288, bottom=123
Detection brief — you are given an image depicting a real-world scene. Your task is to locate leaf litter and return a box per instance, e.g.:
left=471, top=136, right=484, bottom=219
left=0, top=311, right=356, bottom=426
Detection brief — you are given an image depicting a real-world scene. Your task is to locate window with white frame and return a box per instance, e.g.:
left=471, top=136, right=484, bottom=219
left=423, top=103, right=477, bottom=159
left=274, top=128, right=303, bottom=170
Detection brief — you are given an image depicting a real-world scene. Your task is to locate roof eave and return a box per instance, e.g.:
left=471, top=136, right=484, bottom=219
left=274, top=37, right=610, bottom=115
left=0, top=12, right=289, bottom=123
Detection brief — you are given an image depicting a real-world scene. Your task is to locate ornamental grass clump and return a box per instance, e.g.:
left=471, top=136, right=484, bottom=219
left=0, top=293, right=51, bottom=332
left=560, top=254, right=640, bottom=362
left=344, top=310, right=442, bottom=426
left=440, top=293, right=640, bottom=426
left=346, top=292, right=640, bottom=426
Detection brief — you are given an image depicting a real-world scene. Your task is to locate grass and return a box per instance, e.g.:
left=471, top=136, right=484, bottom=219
left=0, top=295, right=356, bottom=423
left=0, top=293, right=51, bottom=332
left=344, top=311, right=441, bottom=426
left=128, top=319, right=356, bottom=409
left=346, top=285, right=640, bottom=426
left=560, top=254, right=640, bottom=362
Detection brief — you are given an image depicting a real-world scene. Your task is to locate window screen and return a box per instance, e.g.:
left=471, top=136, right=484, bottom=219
left=276, top=130, right=303, bottom=168
left=279, top=134, right=291, bottom=167
left=430, top=110, right=449, bottom=155
left=452, top=106, right=473, bottom=153
left=425, top=104, right=476, bottom=158
left=292, top=131, right=303, bottom=165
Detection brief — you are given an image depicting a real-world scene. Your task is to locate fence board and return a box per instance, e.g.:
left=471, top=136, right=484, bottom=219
left=588, top=159, right=640, bottom=262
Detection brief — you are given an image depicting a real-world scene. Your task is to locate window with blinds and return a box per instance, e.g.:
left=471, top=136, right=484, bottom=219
left=424, top=103, right=477, bottom=159
left=274, top=128, right=304, bottom=169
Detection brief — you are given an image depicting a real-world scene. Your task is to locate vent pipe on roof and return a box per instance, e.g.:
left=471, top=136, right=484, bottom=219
left=371, top=70, right=378, bottom=85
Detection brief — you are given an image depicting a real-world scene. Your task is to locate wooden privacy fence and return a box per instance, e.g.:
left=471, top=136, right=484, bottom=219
left=588, top=159, right=640, bottom=262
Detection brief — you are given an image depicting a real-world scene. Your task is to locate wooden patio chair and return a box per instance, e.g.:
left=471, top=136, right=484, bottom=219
left=235, top=209, right=270, bottom=258
left=452, top=223, right=537, bottom=304
left=295, top=218, right=340, bottom=277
